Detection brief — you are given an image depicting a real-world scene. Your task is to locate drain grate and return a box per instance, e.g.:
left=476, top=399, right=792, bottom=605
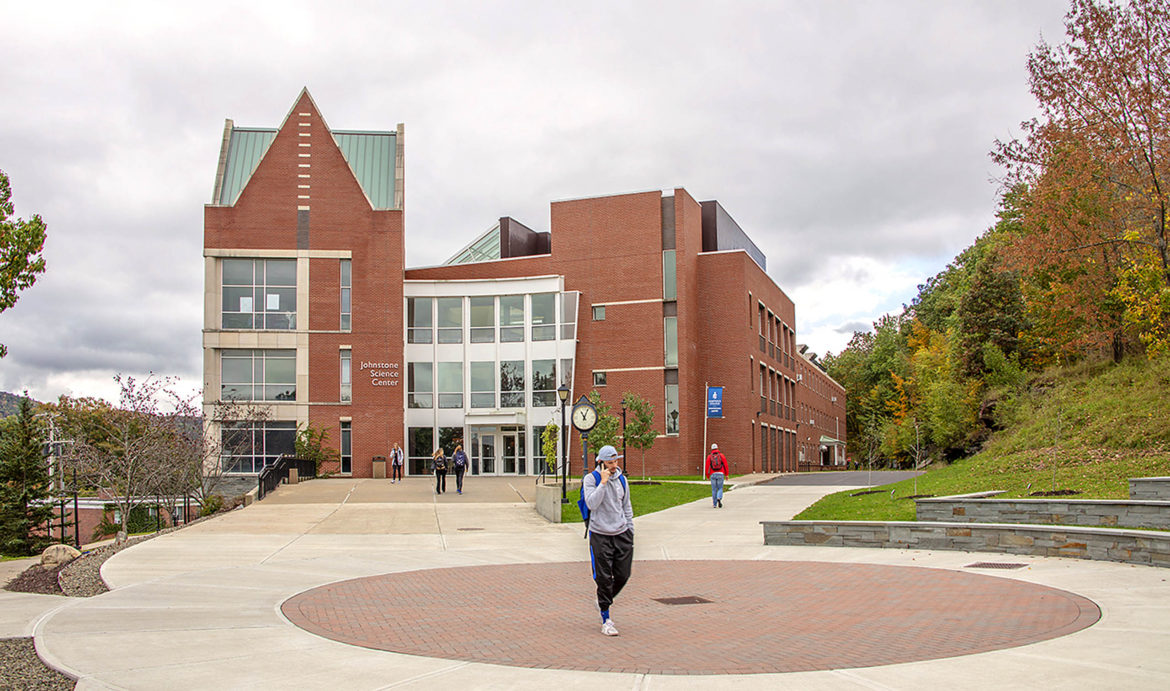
left=456, top=527, right=484, bottom=531
left=965, top=562, right=1028, bottom=570
left=653, top=596, right=713, bottom=605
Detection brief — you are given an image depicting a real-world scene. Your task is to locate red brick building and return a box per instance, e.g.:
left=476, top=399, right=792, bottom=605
left=202, top=90, right=844, bottom=480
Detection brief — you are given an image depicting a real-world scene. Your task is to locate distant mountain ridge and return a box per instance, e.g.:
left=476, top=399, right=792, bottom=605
left=0, top=391, right=38, bottom=417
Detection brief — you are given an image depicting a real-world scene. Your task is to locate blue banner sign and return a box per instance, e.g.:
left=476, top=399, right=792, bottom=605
left=707, top=386, right=723, bottom=418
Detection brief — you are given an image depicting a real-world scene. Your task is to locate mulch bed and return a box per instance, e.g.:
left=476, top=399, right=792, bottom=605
left=0, top=638, right=74, bottom=691
left=1029, top=489, right=1083, bottom=497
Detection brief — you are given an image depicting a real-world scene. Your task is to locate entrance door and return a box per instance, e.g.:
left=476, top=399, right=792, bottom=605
left=481, top=434, right=496, bottom=474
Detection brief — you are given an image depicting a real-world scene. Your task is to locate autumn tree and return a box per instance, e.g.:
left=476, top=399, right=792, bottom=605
left=583, top=391, right=621, bottom=461
left=994, top=0, right=1170, bottom=360
left=0, top=170, right=47, bottom=358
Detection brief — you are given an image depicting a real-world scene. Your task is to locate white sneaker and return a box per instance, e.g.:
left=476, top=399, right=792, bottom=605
left=601, top=619, right=619, bottom=636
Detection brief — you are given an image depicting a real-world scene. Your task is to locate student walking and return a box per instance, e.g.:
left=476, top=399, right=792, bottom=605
left=706, top=443, right=728, bottom=508
left=452, top=444, right=468, bottom=494
left=582, top=445, right=634, bottom=636
left=390, top=443, right=404, bottom=483
left=432, top=448, right=448, bottom=494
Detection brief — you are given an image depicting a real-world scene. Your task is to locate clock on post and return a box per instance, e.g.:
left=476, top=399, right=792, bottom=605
left=570, top=395, right=597, bottom=474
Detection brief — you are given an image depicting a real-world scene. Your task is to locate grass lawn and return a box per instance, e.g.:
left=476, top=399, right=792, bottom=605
left=799, top=358, right=1170, bottom=523
left=561, top=481, right=715, bottom=522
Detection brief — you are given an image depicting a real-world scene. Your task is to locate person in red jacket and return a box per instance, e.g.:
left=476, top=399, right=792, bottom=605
left=706, top=443, right=728, bottom=508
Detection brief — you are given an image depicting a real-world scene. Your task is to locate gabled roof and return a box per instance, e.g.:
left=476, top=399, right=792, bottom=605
left=211, top=90, right=399, bottom=209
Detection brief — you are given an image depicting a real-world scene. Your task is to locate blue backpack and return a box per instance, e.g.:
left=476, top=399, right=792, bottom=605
left=577, top=469, right=628, bottom=538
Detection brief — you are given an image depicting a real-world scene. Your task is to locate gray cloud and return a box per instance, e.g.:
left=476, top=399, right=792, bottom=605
left=0, top=0, right=1068, bottom=400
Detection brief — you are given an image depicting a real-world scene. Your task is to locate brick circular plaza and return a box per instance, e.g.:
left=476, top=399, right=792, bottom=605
left=281, top=560, right=1099, bottom=675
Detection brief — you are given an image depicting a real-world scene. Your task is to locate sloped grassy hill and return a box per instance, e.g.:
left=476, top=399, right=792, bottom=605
left=797, top=357, right=1170, bottom=522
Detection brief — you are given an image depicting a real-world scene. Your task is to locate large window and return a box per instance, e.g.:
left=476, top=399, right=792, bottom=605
left=561, top=292, right=578, bottom=340
left=221, top=349, right=296, bottom=401
left=500, top=360, right=524, bottom=408
left=532, top=359, right=556, bottom=407
left=437, top=297, right=463, bottom=344
left=340, top=350, right=351, bottom=402
left=222, top=259, right=296, bottom=330
left=664, top=316, right=679, bottom=367
left=499, top=295, right=524, bottom=342
left=470, top=297, right=494, bottom=343
left=437, top=362, right=463, bottom=408
left=340, top=259, right=351, bottom=331
left=407, top=297, right=433, bottom=344
left=531, top=293, right=556, bottom=341
left=220, top=420, right=296, bottom=474
left=408, top=362, right=433, bottom=408
left=470, top=361, right=495, bottom=408
left=408, top=426, right=433, bottom=475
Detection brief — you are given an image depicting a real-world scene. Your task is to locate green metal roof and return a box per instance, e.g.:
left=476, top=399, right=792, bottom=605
left=333, top=131, right=397, bottom=210
left=215, top=127, right=397, bottom=209
left=445, top=223, right=501, bottom=264
left=217, top=128, right=277, bottom=205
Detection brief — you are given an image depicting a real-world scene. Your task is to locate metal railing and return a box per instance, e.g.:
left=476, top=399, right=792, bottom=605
left=258, top=455, right=318, bottom=500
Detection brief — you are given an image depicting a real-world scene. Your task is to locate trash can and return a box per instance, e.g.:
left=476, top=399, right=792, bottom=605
left=372, top=455, right=387, bottom=479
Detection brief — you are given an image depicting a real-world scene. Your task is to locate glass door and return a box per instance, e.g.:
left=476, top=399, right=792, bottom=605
left=503, top=434, right=517, bottom=474
left=481, top=433, right=496, bottom=474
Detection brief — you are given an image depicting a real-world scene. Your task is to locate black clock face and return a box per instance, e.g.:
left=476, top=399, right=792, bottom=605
left=572, top=402, right=597, bottom=431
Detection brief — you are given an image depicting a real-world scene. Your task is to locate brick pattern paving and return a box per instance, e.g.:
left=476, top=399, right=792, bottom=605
left=281, top=560, right=1099, bottom=674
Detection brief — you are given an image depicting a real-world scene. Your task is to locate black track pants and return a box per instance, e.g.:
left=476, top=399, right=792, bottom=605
left=435, top=469, right=446, bottom=493
left=455, top=466, right=465, bottom=491
left=589, top=529, right=634, bottom=612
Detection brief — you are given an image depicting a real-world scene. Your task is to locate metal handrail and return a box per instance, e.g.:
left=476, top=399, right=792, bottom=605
left=258, top=455, right=318, bottom=500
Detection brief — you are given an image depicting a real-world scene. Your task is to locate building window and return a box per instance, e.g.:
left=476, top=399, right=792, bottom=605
left=532, top=359, right=555, bottom=406
left=500, top=360, right=524, bottom=408
left=221, top=349, right=295, bottom=401
left=665, top=384, right=679, bottom=435
left=470, top=361, right=495, bottom=408
left=592, top=305, right=606, bottom=321
left=408, top=362, right=433, bottom=408
left=340, top=421, right=352, bottom=474
left=593, top=371, right=607, bottom=387
left=470, top=296, right=494, bottom=343
left=663, top=250, right=676, bottom=301
left=437, top=362, right=463, bottom=408
left=340, top=349, right=351, bottom=402
left=437, top=297, right=463, bottom=344
left=560, top=358, right=574, bottom=387
left=219, top=420, right=296, bottom=474
left=561, top=292, right=578, bottom=339
left=499, top=295, right=524, bottom=342
left=664, top=316, right=678, bottom=367
left=222, top=258, right=296, bottom=330
left=340, top=260, right=351, bottom=331
left=531, top=293, right=556, bottom=341
left=407, top=297, right=433, bottom=344
left=408, top=426, right=432, bottom=476
left=533, top=425, right=550, bottom=474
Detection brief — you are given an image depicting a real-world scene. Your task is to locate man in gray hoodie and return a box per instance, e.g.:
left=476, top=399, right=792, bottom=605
left=583, top=445, right=634, bottom=636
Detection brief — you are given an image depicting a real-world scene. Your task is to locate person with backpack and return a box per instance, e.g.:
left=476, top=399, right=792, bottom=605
left=452, top=444, right=468, bottom=494
left=389, top=442, right=404, bottom=483
left=706, top=443, right=728, bottom=508
left=581, top=445, right=634, bottom=637
left=431, top=447, right=448, bottom=494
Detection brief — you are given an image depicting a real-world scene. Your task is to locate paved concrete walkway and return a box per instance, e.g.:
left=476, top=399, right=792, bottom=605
left=15, top=475, right=1170, bottom=688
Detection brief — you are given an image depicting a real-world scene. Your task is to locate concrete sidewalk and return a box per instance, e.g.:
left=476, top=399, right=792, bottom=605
left=22, top=476, right=1170, bottom=689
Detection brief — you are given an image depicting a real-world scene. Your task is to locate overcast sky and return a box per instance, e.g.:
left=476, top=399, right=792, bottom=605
left=0, top=0, right=1069, bottom=403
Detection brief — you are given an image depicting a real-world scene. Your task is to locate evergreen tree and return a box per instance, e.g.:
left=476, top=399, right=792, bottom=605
left=0, top=396, right=55, bottom=556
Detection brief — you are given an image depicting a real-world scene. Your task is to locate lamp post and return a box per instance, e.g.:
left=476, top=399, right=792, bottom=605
left=558, top=383, right=570, bottom=501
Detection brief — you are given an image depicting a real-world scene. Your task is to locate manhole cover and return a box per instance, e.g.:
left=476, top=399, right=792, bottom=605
left=652, top=596, right=712, bottom=605
left=456, top=527, right=484, bottom=531
left=965, top=562, right=1028, bottom=570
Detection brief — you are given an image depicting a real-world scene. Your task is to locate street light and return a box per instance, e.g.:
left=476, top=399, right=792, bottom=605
left=557, top=383, right=570, bottom=501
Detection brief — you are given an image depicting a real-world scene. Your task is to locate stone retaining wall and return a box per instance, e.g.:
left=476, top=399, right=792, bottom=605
left=1130, top=477, right=1170, bottom=501
left=915, top=495, right=1170, bottom=530
left=761, top=520, right=1170, bottom=568
left=535, top=481, right=580, bottom=523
